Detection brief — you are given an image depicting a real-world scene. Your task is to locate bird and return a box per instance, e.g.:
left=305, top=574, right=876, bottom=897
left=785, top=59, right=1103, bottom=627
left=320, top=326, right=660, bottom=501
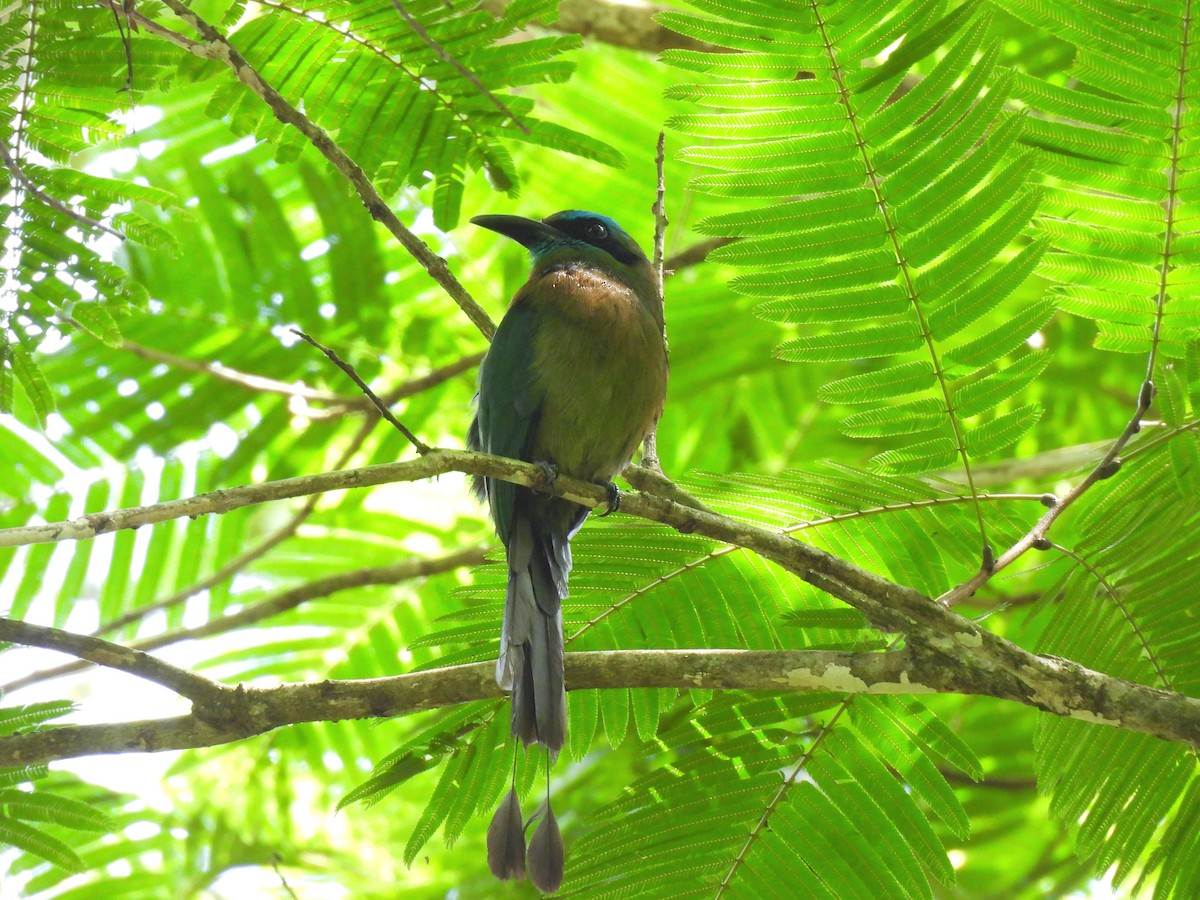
left=467, top=210, right=668, bottom=892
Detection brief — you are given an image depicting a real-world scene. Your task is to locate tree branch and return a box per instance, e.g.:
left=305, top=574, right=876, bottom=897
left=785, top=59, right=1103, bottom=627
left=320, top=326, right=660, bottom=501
left=0, top=450, right=1197, bottom=762
left=2, top=547, right=487, bottom=695
left=115, top=335, right=358, bottom=406
left=0, top=451, right=616, bottom=549
left=480, top=0, right=722, bottom=53
left=0, top=144, right=125, bottom=239
left=939, top=380, right=1156, bottom=605
left=0, top=645, right=1196, bottom=768
left=291, top=328, right=430, bottom=453
left=121, top=0, right=496, bottom=339
left=664, top=236, right=736, bottom=272
left=640, top=130, right=667, bottom=476
left=0, top=619, right=222, bottom=707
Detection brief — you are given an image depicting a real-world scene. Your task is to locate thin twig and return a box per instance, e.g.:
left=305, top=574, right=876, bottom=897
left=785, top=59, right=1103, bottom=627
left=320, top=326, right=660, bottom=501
left=621, top=463, right=713, bottom=512
left=97, top=0, right=207, bottom=55
left=941, top=770, right=1036, bottom=790
left=5, top=547, right=486, bottom=695
left=0, top=618, right=223, bottom=707
left=272, top=855, right=300, bottom=900
left=144, top=0, right=496, bottom=338
left=641, top=131, right=668, bottom=476
left=663, top=236, right=735, bottom=272
left=291, top=329, right=431, bottom=454
left=389, top=0, right=530, bottom=134
left=106, top=0, right=135, bottom=94
left=116, top=335, right=357, bottom=405
left=1122, top=416, right=1200, bottom=465
left=0, top=144, right=125, bottom=240
left=313, top=349, right=485, bottom=418
left=938, top=380, right=1155, bottom=605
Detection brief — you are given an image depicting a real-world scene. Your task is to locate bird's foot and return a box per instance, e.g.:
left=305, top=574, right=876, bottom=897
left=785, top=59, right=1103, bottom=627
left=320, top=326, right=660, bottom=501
left=596, top=481, right=621, bottom=517
left=532, top=460, right=558, bottom=495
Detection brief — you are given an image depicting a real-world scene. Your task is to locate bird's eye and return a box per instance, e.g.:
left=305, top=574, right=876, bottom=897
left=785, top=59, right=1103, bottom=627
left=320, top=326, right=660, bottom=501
left=584, top=221, right=608, bottom=241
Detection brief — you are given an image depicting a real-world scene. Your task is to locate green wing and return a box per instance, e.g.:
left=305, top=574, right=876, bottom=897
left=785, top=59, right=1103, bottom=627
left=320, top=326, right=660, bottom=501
left=468, top=294, right=542, bottom=545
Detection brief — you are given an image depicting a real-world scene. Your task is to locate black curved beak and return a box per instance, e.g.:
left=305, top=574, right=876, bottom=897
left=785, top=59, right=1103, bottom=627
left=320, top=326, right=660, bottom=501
left=470, top=214, right=564, bottom=251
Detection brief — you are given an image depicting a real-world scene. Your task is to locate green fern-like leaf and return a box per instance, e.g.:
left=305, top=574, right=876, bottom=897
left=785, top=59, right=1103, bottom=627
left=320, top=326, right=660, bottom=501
left=0, top=815, right=83, bottom=873
left=0, top=704, right=121, bottom=874
left=0, top=8, right=178, bottom=400
left=668, top=0, right=1053, bottom=562
left=1003, top=0, right=1200, bottom=367
left=208, top=0, right=617, bottom=227
left=1030, top=437, right=1200, bottom=896
left=565, top=694, right=974, bottom=898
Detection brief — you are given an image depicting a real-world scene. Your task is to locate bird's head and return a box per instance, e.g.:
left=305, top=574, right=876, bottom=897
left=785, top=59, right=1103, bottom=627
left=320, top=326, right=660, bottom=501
left=471, top=210, right=652, bottom=279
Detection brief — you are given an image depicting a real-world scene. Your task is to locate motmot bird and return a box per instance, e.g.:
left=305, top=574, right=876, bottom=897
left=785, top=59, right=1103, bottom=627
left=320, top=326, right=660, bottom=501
left=468, top=210, right=668, bottom=891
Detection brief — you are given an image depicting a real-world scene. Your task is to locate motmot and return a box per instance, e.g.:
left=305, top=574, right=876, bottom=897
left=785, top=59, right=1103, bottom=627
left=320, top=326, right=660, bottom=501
left=468, top=210, right=668, bottom=892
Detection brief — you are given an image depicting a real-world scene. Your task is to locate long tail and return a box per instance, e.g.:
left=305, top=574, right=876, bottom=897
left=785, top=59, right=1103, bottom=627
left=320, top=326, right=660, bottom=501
left=497, top=496, right=583, bottom=755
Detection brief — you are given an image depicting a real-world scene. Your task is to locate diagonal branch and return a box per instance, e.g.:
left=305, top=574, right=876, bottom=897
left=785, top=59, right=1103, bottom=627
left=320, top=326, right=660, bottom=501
left=938, top=3, right=1191, bottom=606
left=115, top=335, right=357, bottom=405
left=0, top=618, right=223, bottom=707
left=291, top=328, right=430, bottom=453
left=2, top=547, right=487, bottom=695
left=0, top=144, right=125, bottom=239
left=121, top=0, right=496, bottom=339
left=663, top=236, right=735, bottom=272
left=938, top=380, right=1154, bottom=605
left=479, top=0, right=722, bottom=54
left=0, top=449, right=1197, bottom=758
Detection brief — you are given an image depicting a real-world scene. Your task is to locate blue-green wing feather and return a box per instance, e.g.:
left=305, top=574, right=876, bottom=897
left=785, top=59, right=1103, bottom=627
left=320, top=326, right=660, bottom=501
left=469, top=295, right=542, bottom=546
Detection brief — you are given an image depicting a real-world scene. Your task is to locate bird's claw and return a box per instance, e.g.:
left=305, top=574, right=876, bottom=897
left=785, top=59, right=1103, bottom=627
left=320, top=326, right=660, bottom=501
left=596, top=481, right=621, bottom=517
left=533, top=461, right=558, bottom=495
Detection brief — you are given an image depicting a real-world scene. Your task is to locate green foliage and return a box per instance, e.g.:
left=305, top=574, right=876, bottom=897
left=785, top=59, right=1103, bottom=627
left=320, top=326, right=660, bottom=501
left=671, top=0, right=1052, bottom=520
left=0, top=701, right=113, bottom=874
left=196, top=0, right=618, bottom=226
left=0, top=3, right=177, bottom=420
left=1, top=0, right=1199, bottom=897
left=564, top=693, right=979, bottom=898
left=1003, top=0, right=1200, bottom=363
